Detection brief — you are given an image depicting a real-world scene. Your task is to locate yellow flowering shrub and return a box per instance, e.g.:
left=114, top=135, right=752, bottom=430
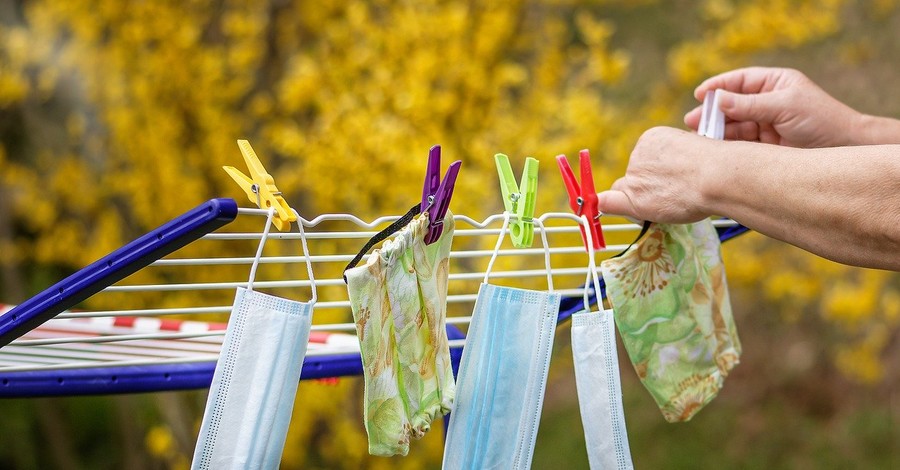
left=0, top=0, right=897, bottom=467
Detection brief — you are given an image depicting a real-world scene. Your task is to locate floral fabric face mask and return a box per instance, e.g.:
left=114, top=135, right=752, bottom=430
left=345, top=212, right=455, bottom=456
left=600, top=220, right=741, bottom=422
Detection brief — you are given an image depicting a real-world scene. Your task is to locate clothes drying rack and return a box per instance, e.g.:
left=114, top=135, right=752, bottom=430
left=0, top=198, right=745, bottom=398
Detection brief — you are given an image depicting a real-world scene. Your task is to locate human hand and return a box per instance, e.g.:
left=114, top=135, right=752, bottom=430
left=597, top=127, right=717, bottom=224
left=684, top=67, right=862, bottom=148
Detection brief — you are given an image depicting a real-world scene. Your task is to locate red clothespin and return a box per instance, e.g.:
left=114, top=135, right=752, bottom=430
left=422, top=145, right=462, bottom=244
left=557, top=149, right=605, bottom=250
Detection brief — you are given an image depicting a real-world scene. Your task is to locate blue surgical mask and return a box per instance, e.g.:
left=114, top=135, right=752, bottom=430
left=570, top=216, right=634, bottom=470
left=443, top=213, right=561, bottom=470
left=192, top=209, right=318, bottom=470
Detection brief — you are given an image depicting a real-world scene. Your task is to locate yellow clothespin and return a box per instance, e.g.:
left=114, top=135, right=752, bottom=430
left=495, top=153, right=539, bottom=248
left=223, top=140, right=297, bottom=231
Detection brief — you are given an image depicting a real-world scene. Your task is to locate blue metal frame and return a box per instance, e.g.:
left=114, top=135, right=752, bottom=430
left=0, top=198, right=239, bottom=347
left=0, top=325, right=470, bottom=398
left=0, top=216, right=747, bottom=398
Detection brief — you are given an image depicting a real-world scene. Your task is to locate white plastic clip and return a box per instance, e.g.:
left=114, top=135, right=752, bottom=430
left=698, top=89, right=725, bottom=140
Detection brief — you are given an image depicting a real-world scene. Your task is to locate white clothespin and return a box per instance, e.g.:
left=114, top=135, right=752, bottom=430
left=698, top=89, right=725, bottom=140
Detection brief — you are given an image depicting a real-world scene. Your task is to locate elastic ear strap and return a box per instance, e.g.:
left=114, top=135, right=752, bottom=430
left=294, top=211, right=318, bottom=305
left=533, top=218, right=554, bottom=292
left=580, top=215, right=602, bottom=311
left=611, top=220, right=652, bottom=259
left=247, top=207, right=276, bottom=291
left=343, top=203, right=421, bottom=283
left=483, top=212, right=512, bottom=284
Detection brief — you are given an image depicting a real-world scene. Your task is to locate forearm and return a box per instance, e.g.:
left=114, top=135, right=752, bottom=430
left=701, top=141, right=900, bottom=270
left=852, top=114, right=900, bottom=145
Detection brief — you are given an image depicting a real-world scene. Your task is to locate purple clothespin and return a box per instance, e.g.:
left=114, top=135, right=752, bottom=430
left=421, top=145, right=462, bottom=244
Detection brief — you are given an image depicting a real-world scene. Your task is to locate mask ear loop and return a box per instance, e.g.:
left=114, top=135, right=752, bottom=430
left=532, top=218, right=554, bottom=292
left=482, top=212, right=555, bottom=292
left=247, top=207, right=276, bottom=291
left=579, top=215, right=603, bottom=312
left=483, top=211, right=512, bottom=285
left=294, top=210, right=318, bottom=305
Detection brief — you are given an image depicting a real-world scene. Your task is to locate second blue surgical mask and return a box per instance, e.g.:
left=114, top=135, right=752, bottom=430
left=443, top=213, right=561, bottom=470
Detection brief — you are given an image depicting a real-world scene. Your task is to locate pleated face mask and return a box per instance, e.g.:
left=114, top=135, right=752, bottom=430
left=443, top=213, right=561, bottom=470
left=570, top=216, right=634, bottom=470
left=192, top=208, right=318, bottom=470
left=600, top=220, right=741, bottom=423
left=345, top=211, right=456, bottom=457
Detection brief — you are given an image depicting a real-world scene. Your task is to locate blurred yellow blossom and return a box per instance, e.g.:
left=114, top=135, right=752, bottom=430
left=1, top=0, right=897, bottom=467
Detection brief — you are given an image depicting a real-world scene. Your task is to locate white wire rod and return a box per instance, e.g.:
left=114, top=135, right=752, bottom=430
left=112, top=250, right=601, bottom=292
left=312, top=288, right=589, bottom=310
left=0, top=354, right=222, bottom=373
left=0, top=354, right=61, bottom=366
left=0, top=339, right=472, bottom=373
left=1, top=345, right=154, bottom=363
left=449, top=267, right=593, bottom=281
left=23, top=327, right=225, bottom=345
left=239, top=208, right=582, bottom=230
left=211, top=211, right=624, bottom=239
left=150, top=244, right=600, bottom=268
left=152, top=256, right=312, bottom=266
left=56, top=306, right=233, bottom=319
left=201, top=225, right=584, bottom=242
left=309, top=323, right=355, bottom=333
left=197, top=218, right=739, bottom=242
left=18, top=332, right=223, bottom=355
left=712, top=219, right=741, bottom=227
left=0, top=348, right=323, bottom=373
left=63, top=278, right=593, bottom=320
left=10, top=330, right=227, bottom=347
left=200, top=226, right=581, bottom=242
left=1, top=342, right=218, bottom=365
left=12, top=327, right=361, bottom=348
left=229, top=209, right=738, bottom=233
left=451, top=245, right=608, bottom=259
left=203, top=224, right=580, bottom=240
left=103, top=280, right=309, bottom=293
left=102, top=265, right=596, bottom=296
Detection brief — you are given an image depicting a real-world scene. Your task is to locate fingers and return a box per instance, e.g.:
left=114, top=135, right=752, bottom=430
left=689, top=107, right=768, bottom=142
left=597, top=189, right=639, bottom=219
left=717, top=90, right=785, bottom=125
left=724, top=121, right=761, bottom=142
left=684, top=105, right=702, bottom=131
left=693, top=67, right=789, bottom=101
left=758, top=122, right=782, bottom=145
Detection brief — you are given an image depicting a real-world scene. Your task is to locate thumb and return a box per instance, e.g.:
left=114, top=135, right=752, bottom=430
left=597, top=190, right=639, bottom=219
left=718, top=90, right=782, bottom=124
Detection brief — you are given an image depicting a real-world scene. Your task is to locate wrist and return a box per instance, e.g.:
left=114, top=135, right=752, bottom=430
left=853, top=113, right=900, bottom=145
left=695, top=138, right=734, bottom=218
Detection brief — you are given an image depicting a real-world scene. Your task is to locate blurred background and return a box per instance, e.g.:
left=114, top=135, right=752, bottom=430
left=0, top=0, right=898, bottom=468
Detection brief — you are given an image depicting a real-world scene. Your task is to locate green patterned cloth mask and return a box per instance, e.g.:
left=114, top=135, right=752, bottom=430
left=345, top=213, right=455, bottom=456
left=600, top=220, right=741, bottom=422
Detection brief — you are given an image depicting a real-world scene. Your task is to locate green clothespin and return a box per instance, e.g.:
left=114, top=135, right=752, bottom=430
left=495, top=153, right=539, bottom=248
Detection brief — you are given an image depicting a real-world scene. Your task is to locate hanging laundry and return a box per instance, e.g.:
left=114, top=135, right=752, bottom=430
left=192, top=287, right=314, bottom=469
left=600, top=220, right=741, bottom=422
left=345, top=212, right=456, bottom=457
left=443, top=213, right=560, bottom=470
left=570, top=216, right=634, bottom=470
left=192, top=204, right=318, bottom=469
